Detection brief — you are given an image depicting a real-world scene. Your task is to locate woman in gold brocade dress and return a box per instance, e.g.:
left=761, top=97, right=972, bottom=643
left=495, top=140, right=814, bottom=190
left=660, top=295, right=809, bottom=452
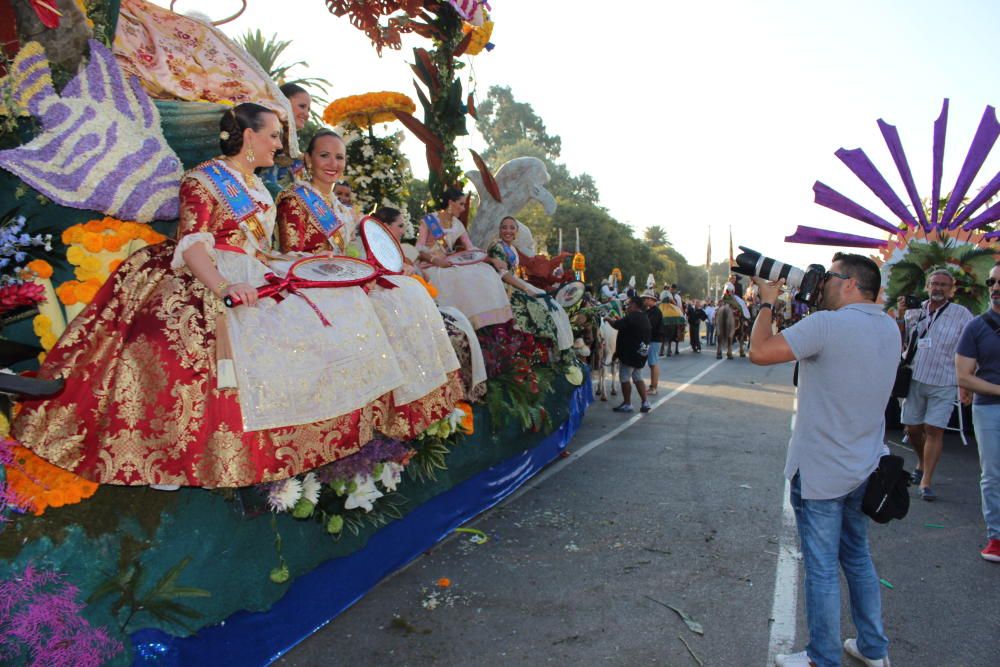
left=13, top=104, right=404, bottom=488
left=276, top=130, right=463, bottom=439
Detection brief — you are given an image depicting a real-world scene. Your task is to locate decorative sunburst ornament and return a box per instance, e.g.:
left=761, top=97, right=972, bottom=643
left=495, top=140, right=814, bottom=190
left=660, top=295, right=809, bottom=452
left=786, top=99, right=999, bottom=309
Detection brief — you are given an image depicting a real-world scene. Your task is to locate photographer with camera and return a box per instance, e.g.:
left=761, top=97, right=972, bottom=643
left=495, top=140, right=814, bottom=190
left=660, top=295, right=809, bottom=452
left=748, top=252, right=898, bottom=667
left=896, top=269, right=973, bottom=501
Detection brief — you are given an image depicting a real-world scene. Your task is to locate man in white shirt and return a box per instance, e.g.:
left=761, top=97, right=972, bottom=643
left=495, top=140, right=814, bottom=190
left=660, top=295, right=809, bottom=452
left=896, top=269, right=973, bottom=501
left=750, top=253, right=896, bottom=667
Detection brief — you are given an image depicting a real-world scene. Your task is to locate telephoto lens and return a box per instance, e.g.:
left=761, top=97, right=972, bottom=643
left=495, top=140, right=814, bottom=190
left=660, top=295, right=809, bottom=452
left=732, top=246, right=827, bottom=306
left=733, top=246, right=806, bottom=287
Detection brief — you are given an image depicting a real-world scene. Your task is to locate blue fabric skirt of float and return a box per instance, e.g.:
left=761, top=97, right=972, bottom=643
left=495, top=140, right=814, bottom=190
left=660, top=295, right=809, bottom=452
left=131, top=376, right=592, bottom=666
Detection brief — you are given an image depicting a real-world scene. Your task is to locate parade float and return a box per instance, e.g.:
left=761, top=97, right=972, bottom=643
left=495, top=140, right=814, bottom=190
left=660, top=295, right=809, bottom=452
left=0, top=1, right=590, bottom=664
left=786, top=99, right=1000, bottom=309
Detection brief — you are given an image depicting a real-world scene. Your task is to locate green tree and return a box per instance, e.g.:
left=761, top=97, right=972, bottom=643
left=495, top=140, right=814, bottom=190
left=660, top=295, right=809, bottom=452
left=477, top=86, right=562, bottom=161
left=644, top=225, right=670, bottom=247
left=237, top=30, right=330, bottom=110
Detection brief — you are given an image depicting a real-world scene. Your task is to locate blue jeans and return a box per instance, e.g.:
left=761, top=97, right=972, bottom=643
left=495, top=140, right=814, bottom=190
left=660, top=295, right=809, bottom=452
left=972, top=403, right=1000, bottom=540
left=790, top=474, right=888, bottom=667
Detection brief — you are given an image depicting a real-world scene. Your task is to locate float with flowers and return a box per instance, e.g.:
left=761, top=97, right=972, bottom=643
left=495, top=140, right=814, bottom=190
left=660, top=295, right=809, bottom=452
left=0, top=1, right=591, bottom=665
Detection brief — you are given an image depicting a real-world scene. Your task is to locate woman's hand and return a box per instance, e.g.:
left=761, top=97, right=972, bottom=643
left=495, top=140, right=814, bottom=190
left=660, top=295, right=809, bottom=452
left=224, top=282, right=259, bottom=307
left=433, top=255, right=453, bottom=268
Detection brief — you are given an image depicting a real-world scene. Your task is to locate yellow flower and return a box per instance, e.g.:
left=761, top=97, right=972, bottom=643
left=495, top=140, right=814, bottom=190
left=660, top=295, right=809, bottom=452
left=462, top=20, right=494, bottom=56
left=66, top=245, right=86, bottom=265
left=322, top=92, right=416, bottom=129
left=40, top=332, right=58, bottom=350
left=32, top=314, right=51, bottom=337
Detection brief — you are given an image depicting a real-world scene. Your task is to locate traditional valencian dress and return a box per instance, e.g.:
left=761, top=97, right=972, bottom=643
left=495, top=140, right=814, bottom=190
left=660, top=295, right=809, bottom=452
left=276, top=182, right=464, bottom=439
left=417, top=215, right=512, bottom=329
left=13, top=159, right=405, bottom=488
left=486, top=238, right=575, bottom=351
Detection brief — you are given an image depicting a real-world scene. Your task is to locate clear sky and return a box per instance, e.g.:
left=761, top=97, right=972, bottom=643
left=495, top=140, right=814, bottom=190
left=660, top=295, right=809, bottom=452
left=159, top=0, right=1000, bottom=269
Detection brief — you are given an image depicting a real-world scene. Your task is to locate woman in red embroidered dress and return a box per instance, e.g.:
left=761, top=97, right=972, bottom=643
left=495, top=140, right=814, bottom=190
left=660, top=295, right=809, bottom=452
left=276, top=131, right=464, bottom=440
left=13, top=104, right=405, bottom=488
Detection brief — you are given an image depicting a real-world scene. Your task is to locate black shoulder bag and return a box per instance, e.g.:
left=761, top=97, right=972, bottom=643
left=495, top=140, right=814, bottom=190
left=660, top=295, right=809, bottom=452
left=891, top=305, right=948, bottom=399
left=862, top=453, right=911, bottom=523
left=891, top=327, right=919, bottom=399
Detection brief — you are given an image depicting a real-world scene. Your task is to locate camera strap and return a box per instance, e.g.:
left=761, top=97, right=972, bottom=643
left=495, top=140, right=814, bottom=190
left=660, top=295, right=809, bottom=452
left=918, top=301, right=950, bottom=339
left=981, top=310, right=1000, bottom=338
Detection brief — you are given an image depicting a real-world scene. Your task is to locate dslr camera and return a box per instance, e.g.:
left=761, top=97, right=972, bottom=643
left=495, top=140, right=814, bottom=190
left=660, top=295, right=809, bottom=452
left=731, top=246, right=826, bottom=306
left=903, top=294, right=923, bottom=309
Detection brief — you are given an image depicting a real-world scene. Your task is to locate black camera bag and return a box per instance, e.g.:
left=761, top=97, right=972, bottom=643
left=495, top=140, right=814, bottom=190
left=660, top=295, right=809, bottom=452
left=891, top=328, right=919, bottom=399
left=862, top=454, right=910, bottom=523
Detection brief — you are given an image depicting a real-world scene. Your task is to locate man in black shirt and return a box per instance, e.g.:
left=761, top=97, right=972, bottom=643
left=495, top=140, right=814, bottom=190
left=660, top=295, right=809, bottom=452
left=687, top=300, right=707, bottom=353
left=610, top=296, right=653, bottom=413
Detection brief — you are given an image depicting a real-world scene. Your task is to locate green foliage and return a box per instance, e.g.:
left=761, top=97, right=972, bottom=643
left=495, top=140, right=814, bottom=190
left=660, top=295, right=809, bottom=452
left=484, top=365, right=558, bottom=433
left=236, top=30, right=331, bottom=121
left=88, top=547, right=210, bottom=633
left=407, top=436, right=453, bottom=483
left=477, top=86, right=562, bottom=161
left=885, top=237, right=996, bottom=313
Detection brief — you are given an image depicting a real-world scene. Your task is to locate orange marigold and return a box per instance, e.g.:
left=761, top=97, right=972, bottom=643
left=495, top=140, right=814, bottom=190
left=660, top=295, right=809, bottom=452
left=103, top=234, right=127, bottom=252
left=26, top=259, right=53, bottom=279
left=62, top=226, right=85, bottom=245
left=83, top=219, right=107, bottom=233
left=411, top=274, right=438, bottom=299
left=74, top=278, right=102, bottom=304
left=456, top=400, right=474, bottom=435
left=322, top=91, right=415, bottom=129
left=108, top=259, right=123, bottom=274
left=56, top=280, right=80, bottom=305
left=82, top=232, right=105, bottom=253
left=5, top=444, right=98, bottom=516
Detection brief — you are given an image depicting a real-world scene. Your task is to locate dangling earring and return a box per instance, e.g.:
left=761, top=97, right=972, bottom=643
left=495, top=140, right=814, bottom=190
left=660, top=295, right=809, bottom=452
left=246, top=147, right=255, bottom=163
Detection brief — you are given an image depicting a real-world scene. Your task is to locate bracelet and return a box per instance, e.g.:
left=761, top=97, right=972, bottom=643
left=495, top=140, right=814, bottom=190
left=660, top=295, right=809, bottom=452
left=215, top=280, right=229, bottom=297
left=759, top=302, right=773, bottom=311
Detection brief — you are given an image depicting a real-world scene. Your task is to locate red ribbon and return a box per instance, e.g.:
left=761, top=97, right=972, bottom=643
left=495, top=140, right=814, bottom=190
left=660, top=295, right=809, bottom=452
left=257, top=273, right=331, bottom=327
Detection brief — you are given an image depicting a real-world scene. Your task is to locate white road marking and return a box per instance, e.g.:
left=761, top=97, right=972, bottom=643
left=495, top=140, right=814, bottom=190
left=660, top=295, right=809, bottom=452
left=766, top=398, right=801, bottom=664
left=507, top=357, right=726, bottom=503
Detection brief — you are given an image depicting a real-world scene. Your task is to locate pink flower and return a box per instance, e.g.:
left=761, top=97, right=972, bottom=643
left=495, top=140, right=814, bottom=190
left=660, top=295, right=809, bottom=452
left=0, top=282, right=45, bottom=314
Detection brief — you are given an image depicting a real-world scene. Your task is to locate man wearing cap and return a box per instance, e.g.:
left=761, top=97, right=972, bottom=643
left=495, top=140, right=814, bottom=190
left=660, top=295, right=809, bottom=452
left=609, top=295, right=652, bottom=413
left=642, top=290, right=664, bottom=395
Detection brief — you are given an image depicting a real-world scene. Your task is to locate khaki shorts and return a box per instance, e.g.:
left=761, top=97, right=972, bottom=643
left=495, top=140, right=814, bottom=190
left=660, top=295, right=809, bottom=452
left=902, top=380, right=956, bottom=429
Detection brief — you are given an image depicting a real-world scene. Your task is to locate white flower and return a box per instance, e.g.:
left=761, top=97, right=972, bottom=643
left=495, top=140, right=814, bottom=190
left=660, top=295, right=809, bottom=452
left=377, top=461, right=404, bottom=492
left=300, top=472, right=321, bottom=505
left=447, top=407, right=465, bottom=431
left=267, top=477, right=303, bottom=512
left=344, top=473, right=383, bottom=512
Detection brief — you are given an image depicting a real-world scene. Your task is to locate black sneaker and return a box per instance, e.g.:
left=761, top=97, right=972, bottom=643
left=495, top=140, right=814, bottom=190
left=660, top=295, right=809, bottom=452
left=640, top=402, right=652, bottom=413
left=911, top=469, right=924, bottom=485
left=612, top=403, right=634, bottom=413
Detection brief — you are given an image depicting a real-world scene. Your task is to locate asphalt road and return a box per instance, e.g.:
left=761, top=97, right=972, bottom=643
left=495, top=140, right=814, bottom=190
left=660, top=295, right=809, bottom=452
left=280, top=346, right=998, bottom=667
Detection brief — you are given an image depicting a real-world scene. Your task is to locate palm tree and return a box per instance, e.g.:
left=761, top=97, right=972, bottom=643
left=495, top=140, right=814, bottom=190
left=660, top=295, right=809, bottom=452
left=644, top=225, right=670, bottom=248
left=237, top=30, right=331, bottom=116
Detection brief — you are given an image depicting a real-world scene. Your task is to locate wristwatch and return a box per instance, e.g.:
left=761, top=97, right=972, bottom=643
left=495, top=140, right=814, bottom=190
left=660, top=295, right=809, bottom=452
left=759, top=302, right=773, bottom=311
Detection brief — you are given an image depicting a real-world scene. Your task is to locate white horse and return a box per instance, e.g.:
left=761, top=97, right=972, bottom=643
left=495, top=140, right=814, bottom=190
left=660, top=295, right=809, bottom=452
left=594, top=318, right=619, bottom=401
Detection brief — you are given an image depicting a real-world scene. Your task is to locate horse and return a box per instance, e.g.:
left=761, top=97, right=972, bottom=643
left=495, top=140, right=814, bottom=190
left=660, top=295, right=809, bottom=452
left=714, top=301, right=747, bottom=359
left=572, top=304, right=620, bottom=400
